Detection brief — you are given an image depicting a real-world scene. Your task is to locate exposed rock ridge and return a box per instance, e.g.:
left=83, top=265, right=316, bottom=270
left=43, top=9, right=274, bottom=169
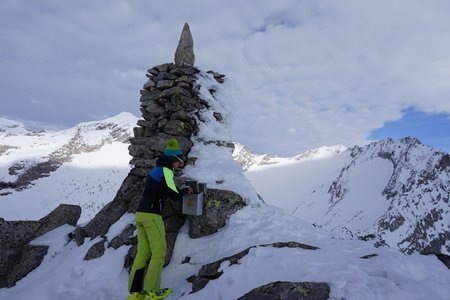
left=1, top=120, right=134, bottom=192
left=0, top=204, right=81, bottom=287
left=327, top=137, right=449, bottom=254
left=187, top=241, right=320, bottom=293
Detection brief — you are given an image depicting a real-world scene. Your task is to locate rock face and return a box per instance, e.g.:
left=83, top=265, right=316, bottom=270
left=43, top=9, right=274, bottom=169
left=0, top=115, right=135, bottom=192
left=237, top=281, right=330, bottom=300
left=0, top=204, right=81, bottom=287
left=187, top=188, right=246, bottom=238
left=238, top=137, right=450, bottom=256
left=328, top=138, right=450, bottom=254
left=187, top=241, right=320, bottom=293
left=174, top=23, right=195, bottom=66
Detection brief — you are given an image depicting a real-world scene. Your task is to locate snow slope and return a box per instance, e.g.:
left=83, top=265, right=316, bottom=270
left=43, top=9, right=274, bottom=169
left=0, top=112, right=137, bottom=223
left=244, top=138, right=450, bottom=255
left=1, top=205, right=449, bottom=300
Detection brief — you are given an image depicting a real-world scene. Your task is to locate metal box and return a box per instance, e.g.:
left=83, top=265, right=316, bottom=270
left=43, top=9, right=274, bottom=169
left=182, top=193, right=204, bottom=216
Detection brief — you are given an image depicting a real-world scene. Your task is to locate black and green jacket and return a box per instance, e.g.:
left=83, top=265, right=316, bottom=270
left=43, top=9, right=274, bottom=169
left=137, top=156, right=188, bottom=215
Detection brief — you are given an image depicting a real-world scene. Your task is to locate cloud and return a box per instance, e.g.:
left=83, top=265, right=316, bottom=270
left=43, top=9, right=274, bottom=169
left=1, top=0, right=450, bottom=155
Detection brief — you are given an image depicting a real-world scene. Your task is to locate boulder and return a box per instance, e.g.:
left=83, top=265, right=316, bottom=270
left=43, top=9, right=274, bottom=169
left=187, top=189, right=246, bottom=238
left=35, top=204, right=81, bottom=236
left=0, top=220, right=41, bottom=288
left=84, top=237, right=107, bottom=260
left=6, top=245, right=49, bottom=287
left=0, top=204, right=82, bottom=287
left=187, top=241, right=320, bottom=293
left=237, top=281, right=330, bottom=300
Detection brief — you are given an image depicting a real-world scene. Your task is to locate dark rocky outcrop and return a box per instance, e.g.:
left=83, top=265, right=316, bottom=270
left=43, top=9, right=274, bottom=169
left=237, top=281, right=330, bottom=300
left=326, top=137, right=450, bottom=255
left=84, top=237, right=107, bottom=261
left=187, top=188, right=246, bottom=238
left=187, top=242, right=319, bottom=293
left=6, top=245, right=50, bottom=288
left=0, top=204, right=81, bottom=287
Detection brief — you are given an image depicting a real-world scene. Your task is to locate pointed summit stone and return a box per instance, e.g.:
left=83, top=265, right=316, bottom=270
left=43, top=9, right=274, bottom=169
left=174, top=23, right=195, bottom=66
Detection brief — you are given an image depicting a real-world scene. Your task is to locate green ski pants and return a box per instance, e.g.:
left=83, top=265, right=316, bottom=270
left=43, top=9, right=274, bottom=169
left=128, top=212, right=167, bottom=293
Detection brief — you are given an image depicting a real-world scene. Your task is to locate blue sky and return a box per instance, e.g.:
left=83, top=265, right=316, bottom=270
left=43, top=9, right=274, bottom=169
left=1, top=0, right=450, bottom=155
left=370, top=108, right=450, bottom=153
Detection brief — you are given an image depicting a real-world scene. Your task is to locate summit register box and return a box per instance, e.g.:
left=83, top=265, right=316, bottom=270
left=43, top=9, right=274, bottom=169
left=182, top=181, right=207, bottom=216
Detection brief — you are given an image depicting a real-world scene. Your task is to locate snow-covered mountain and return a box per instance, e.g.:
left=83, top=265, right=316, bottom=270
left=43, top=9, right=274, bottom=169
left=242, top=138, right=450, bottom=255
left=1, top=88, right=449, bottom=299
left=233, top=143, right=348, bottom=170
left=0, top=112, right=138, bottom=222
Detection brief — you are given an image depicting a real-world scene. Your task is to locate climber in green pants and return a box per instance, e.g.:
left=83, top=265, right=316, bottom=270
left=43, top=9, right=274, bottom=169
left=128, top=139, right=192, bottom=300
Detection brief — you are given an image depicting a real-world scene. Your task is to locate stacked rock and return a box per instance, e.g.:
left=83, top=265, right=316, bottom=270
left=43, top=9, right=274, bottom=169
left=128, top=63, right=208, bottom=177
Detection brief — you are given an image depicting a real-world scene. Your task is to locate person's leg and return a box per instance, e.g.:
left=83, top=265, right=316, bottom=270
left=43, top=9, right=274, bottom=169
left=128, top=212, right=152, bottom=293
left=142, top=214, right=167, bottom=293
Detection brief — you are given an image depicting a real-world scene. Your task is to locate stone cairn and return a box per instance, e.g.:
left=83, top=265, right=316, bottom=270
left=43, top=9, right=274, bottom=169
left=70, top=23, right=245, bottom=269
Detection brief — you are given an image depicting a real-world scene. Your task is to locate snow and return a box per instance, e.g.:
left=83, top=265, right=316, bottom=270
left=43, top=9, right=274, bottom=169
left=322, top=157, right=394, bottom=232
left=0, top=113, right=136, bottom=222
left=2, top=204, right=449, bottom=300
left=0, top=142, right=131, bottom=223
left=1, top=85, right=449, bottom=299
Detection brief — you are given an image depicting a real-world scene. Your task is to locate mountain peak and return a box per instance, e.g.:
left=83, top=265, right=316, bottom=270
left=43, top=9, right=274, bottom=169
left=0, top=118, right=32, bottom=135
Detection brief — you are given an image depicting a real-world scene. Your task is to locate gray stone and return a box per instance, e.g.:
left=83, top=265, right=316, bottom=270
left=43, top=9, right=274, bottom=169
left=157, top=80, right=174, bottom=89
left=154, top=63, right=173, bottom=73
left=124, top=244, right=137, bottom=271
left=108, top=224, right=136, bottom=249
left=7, top=245, right=49, bottom=287
left=133, top=127, right=144, bottom=138
left=140, top=90, right=162, bottom=102
left=171, top=65, right=198, bottom=76
left=84, top=237, right=107, bottom=260
left=174, top=23, right=195, bottom=66
left=0, top=204, right=81, bottom=287
left=160, top=86, right=192, bottom=99
left=188, top=242, right=320, bottom=293
left=237, top=281, right=330, bottom=300
left=147, top=68, right=159, bottom=76
left=0, top=220, right=41, bottom=287
left=143, top=79, right=155, bottom=89
left=163, top=94, right=206, bottom=113
left=143, top=101, right=166, bottom=115
left=35, top=204, right=81, bottom=237
left=156, top=72, right=178, bottom=82
left=187, top=189, right=246, bottom=238
left=163, top=120, right=194, bottom=137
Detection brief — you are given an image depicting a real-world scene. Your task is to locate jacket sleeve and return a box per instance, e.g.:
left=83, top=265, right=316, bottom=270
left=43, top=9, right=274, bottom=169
left=162, top=167, right=187, bottom=202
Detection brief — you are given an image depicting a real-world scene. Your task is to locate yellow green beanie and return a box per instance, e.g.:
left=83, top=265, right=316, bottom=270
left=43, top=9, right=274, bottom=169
left=164, top=138, right=183, bottom=156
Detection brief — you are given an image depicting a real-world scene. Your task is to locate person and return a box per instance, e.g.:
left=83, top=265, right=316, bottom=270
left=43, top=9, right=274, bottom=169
left=128, top=139, right=193, bottom=300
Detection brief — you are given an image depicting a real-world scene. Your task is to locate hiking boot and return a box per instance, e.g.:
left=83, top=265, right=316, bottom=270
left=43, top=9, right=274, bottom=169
left=128, top=292, right=145, bottom=300
left=144, top=288, right=172, bottom=300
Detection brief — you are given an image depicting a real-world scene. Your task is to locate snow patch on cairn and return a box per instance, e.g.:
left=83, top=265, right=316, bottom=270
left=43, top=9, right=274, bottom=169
left=184, top=71, right=260, bottom=205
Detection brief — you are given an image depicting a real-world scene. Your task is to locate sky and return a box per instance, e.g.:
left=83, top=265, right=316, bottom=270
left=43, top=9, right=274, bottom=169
left=1, top=0, right=450, bottom=156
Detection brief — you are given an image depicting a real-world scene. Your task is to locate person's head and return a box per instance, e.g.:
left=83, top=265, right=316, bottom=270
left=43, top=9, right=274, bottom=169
left=164, top=138, right=184, bottom=170
left=171, top=154, right=184, bottom=170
